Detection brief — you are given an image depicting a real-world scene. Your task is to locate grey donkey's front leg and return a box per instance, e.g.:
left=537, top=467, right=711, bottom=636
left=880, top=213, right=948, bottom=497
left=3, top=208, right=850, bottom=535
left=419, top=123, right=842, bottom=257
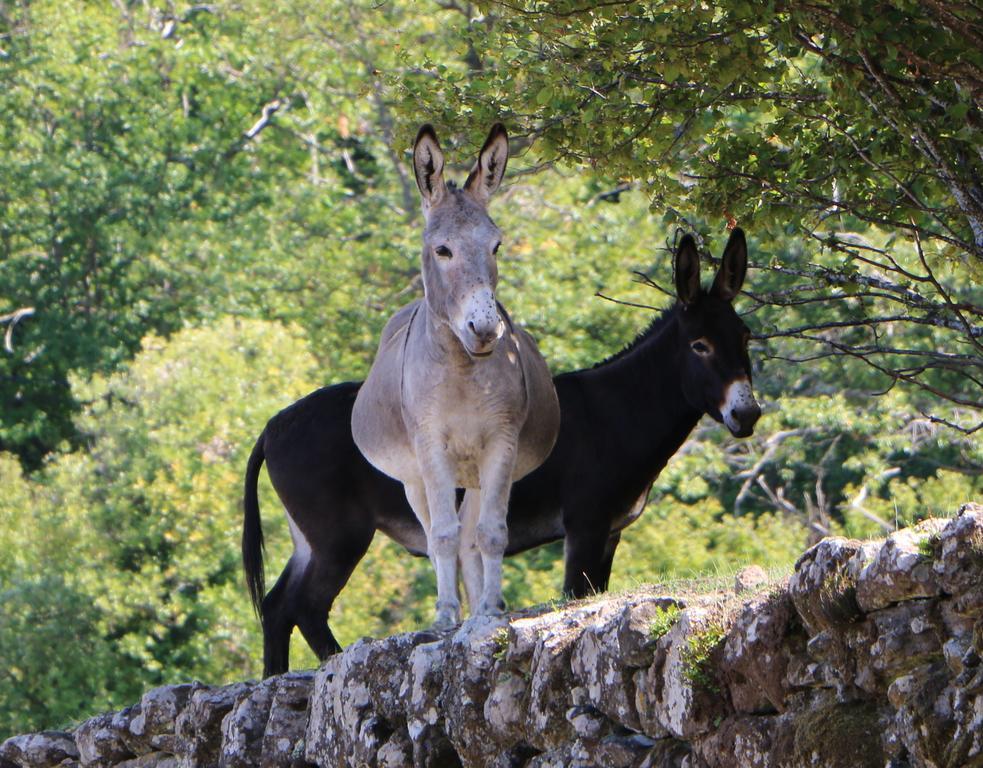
left=409, top=447, right=463, bottom=630
left=458, top=490, right=484, bottom=613
left=474, top=437, right=518, bottom=616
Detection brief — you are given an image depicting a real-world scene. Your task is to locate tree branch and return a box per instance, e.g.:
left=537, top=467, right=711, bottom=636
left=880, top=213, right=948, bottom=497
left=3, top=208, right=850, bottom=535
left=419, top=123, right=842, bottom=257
left=0, top=307, right=34, bottom=353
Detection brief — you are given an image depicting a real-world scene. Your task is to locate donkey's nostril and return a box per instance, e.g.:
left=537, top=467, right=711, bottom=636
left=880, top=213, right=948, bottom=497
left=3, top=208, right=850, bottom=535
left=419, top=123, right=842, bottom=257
left=467, top=319, right=499, bottom=349
left=744, top=403, right=762, bottom=427
left=734, top=403, right=761, bottom=435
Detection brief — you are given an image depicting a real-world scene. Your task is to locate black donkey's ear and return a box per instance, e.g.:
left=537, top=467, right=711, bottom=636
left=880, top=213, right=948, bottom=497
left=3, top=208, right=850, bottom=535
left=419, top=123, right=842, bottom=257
left=710, top=228, right=747, bottom=302
left=675, top=234, right=702, bottom=306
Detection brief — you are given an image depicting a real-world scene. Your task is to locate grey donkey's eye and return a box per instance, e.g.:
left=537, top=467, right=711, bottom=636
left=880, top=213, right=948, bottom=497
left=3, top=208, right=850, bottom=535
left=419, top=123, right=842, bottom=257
left=435, top=245, right=453, bottom=259
left=493, top=242, right=501, bottom=255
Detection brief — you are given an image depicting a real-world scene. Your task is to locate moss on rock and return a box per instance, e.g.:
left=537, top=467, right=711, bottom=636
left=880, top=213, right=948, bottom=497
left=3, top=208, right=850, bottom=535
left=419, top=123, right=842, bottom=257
left=789, top=701, right=885, bottom=768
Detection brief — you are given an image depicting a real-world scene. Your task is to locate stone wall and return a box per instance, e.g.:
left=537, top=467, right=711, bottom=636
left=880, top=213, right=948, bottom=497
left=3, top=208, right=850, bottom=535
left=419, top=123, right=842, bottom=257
left=2, top=503, right=981, bottom=768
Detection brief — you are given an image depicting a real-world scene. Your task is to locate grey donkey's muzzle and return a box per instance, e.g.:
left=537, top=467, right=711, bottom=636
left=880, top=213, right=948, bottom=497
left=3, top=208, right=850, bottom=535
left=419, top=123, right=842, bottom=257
left=463, top=315, right=505, bottom=357
left=458, top=289, right=505, bottom=357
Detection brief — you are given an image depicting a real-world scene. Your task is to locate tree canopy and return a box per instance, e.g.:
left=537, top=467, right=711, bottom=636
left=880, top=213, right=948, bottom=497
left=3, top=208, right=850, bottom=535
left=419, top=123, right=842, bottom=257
left=397, top=0, right=982, bottom=420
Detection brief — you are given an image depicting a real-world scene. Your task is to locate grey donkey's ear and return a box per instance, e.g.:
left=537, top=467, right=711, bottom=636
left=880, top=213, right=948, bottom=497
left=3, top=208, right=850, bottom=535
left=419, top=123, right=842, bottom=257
left=710, top=228, right=747, bottom=302
left=413, top=124, right=447, bottom=212
left=674, top=234, right=702, bottom=306
left=464, top=123, right=509, bottom=206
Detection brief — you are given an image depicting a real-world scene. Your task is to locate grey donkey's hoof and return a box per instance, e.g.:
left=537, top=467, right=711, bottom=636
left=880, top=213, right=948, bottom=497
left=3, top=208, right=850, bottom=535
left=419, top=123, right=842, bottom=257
left=432, top=603, right=461, bottom=631
left=476, top=597, right=506, bottom=617
left=431, top=616, right=460, bottom=631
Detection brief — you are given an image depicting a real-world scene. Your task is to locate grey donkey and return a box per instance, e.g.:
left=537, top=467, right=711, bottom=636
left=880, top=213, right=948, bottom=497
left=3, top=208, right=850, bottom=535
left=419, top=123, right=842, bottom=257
left=351, top=124, right=561, bottom=629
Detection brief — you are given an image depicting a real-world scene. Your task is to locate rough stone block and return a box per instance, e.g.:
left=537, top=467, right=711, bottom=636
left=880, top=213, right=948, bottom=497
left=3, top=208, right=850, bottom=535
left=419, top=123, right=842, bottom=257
left=692, top=715, right=786, bottom=768
left=636, top=607, right=731, bottom=740
left=569, top=605, right=642, bottom=730
left=261, top=671, right=314, bottom=768
left=127, top=683, right=202, bottom=756
left=734, top=566, right=769, bottom=596
left=888, top=662, right=960, bottom=767
left=218, top=678, right=276, bottom=767
left=721, top=589, right=806, bottom=714
left=789, top=537, right=871, bottom=635
left=75, top=712, right=135, bottom=767
left=0, top=733, right=79, bottom=768
left=516, top=602, right=621, bottom=752
left=935, top=503, right=983, bottom=597
left=174, top=682, right=253, bottom=768
left=856, top=519, right=946, bottom=612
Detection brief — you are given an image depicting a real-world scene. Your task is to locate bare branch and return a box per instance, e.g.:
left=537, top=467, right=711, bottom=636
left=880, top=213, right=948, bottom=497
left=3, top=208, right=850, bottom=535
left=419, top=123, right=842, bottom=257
left=0, top=307, right=35, bottom=353
left=747, top=259, right=982, bottom=337
left=245, top=99, right=282, bottom=140
left=594, top=292, right=661, bottom=312
left=223, top=98, right=283, bottom=160
left=631, top=271, right=674, bottom=298
left=734, top=428, right=817, bottom=515
left=910, top=223, right=983, bottom=354
left=755, top=476, right=800, bottom=517
left=754, top=314, right=983, bottom=345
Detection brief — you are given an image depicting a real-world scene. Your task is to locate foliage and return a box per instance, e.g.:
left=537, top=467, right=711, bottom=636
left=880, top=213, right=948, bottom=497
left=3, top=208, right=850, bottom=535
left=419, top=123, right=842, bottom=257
left=0, top=1, right=305, bottom=467
left=648, top=604, right=682, bottom=641
left=0, top=0, right=980, bottom=739
left=681, top=621, right=727, bottom=692
left=0, top=320, right=320, bottom=734
left=492, top=627, right=510, bottom=660
left=917, top=533, right=941, bottom=563
left=0, top=577, right=125, bottom=738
